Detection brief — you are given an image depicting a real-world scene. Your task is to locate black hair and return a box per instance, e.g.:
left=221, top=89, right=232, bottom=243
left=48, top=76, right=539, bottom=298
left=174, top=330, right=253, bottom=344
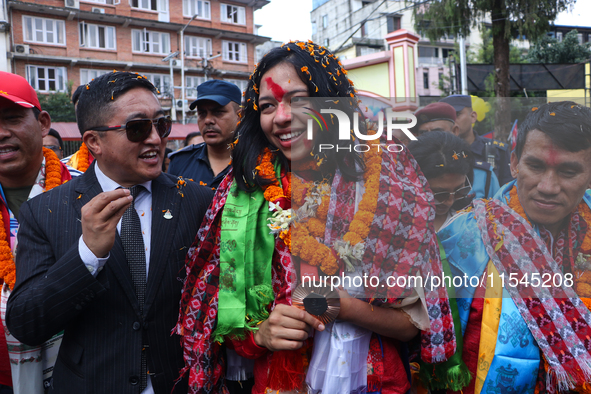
left=47, top=128, right=64, bottom=150
left=75, top=71, right=158, bottom=136
left=407, top=131, right=474, bottom=181
left=184, top=131, right=202, bottom=147
left=232, top=41, right=365, bottom=193
left=72, top=84, right=85, bottom=106
left=515, top=101, right=591, bottom=160
left=162, top=148, right=173, bottom=171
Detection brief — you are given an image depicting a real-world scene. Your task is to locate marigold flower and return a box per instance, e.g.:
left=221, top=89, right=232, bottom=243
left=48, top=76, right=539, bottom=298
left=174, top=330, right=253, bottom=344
left=307, top=218, right=326, bottom=238
left=349, top=219, right=370, bottom=239
left=264, top=185, right=285, bottom=202
left=320, top=253, right=338, bottom=275
left=344, top=232, right=363, bottom=246
left=316, top=196, right=330, bottom=220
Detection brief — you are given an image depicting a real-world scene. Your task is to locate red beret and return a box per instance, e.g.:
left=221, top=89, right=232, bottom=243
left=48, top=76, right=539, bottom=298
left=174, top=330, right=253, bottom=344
left=414, top=102, right=456, bottom=127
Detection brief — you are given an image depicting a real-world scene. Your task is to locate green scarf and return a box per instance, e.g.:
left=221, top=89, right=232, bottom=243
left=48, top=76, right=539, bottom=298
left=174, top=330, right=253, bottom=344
left=213, top=180, right=276, bottom=342
left=419, top=239, right=472, bottom=391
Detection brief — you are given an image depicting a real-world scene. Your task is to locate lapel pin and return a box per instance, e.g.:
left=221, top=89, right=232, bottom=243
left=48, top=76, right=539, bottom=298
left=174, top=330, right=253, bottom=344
left=163, top=210, right=173, bottom=220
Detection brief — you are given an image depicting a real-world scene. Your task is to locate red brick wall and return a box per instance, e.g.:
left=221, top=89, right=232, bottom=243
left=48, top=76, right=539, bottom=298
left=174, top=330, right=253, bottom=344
left=10, top=0, right=256, bottom=102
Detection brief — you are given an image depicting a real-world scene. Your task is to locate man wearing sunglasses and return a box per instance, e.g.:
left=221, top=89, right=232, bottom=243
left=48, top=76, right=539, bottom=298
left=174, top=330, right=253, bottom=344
left=6, top=71, right=213, bottom=394
left=412, top=102, right=500, bottom=199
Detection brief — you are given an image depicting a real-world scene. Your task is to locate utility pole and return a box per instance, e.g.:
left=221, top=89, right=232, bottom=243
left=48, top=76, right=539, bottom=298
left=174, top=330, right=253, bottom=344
left=180, top=14, right=199, bottom=125
left=161, top=51, right=179, bottom=122
left=458, top=35, right=468, bottom=95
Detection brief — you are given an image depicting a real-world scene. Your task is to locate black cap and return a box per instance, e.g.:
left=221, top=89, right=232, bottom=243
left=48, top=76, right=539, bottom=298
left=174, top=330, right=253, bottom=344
left=439, top=94, right=472, bottom=112
left=189, top=80, right=242, bottom=110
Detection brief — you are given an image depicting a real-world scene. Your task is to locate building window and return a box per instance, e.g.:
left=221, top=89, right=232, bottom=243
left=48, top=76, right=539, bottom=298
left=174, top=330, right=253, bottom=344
left=322, top=15, right=328, bottom=29
left=578, top=33, right=584, bottom=44
left=222, top=40, right=247, bottom=63
left=387, top=16, right=401, bottom=33
left=361, top=22, right=367, bottom=37
left=142, top=73, right=171, bottom=95
left=132, top=29, right=170, bottom=54
left=220, top=4, right=245, bottom=25
left=80, top=69, right=110, bottom=85
left=556, top=32, right=563, bottom=42
left=183, top=0, right=210, bottom=19
left=324, top=38, right=329, bottom=47
left=26, top=65, right=67, bottom=92
left=79, top=23, right=116, bottom=50
left=224, top=79, right=248, bottom=94
left=131, top=0, right=167, bottom=12
left=185, top=36, right=212, bottom=58
left=442, top=48, right=454, bottom=59
left=423, top=72, right=429, bottom=89
left=23, top=16, right=65, bottom=45
left=186, top=76, right=206, bottom=98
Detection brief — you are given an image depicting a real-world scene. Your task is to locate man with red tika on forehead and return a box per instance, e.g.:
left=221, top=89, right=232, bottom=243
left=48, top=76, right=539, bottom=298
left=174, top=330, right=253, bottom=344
left=435, top=101, right=591, bottom=393
left=176, top=41, right=460, bottom=394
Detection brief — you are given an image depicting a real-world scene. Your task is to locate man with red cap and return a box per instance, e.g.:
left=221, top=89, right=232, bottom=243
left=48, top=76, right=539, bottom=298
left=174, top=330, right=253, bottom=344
left=0, top=71, right=80, bottom=393
left=412, top=102, right=500, bottom=199
left=413, top=102, right=459, bottom=136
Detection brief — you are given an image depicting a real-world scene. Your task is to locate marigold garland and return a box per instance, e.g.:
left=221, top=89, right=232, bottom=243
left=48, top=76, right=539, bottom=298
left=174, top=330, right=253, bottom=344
left=256, top=149, right=291, bottom=250
left=77, top=143, right=91, bottom=173
left=0, top=148, right=65, bottom=290
left=290, top=139, right=382, bottom=274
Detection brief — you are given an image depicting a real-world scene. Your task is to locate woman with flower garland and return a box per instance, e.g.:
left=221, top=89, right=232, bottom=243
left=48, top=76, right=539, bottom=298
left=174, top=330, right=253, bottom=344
left=408, top=131, right=475, bottom=231
left=176, top=41, right=458, bottom=394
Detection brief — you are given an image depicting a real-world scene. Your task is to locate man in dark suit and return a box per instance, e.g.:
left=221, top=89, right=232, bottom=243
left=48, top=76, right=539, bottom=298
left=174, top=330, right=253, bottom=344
left=5, top=72, right=213, bottom=393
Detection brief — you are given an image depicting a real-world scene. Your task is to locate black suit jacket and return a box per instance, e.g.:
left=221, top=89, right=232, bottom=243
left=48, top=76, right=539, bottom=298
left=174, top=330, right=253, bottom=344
left=6, top=163, right=213, bottom=394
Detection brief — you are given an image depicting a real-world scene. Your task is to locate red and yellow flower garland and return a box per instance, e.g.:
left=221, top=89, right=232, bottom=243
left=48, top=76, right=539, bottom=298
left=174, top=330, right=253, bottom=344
left=0, top=148, right=64, bottom=290
left=290, top=139, right=382, bottom=275
left=255, top=149, right=292, bottom=250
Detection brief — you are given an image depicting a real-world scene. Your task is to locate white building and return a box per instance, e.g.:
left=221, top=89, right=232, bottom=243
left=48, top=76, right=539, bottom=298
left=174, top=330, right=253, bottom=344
left=311, top=0, right=484, bottom=101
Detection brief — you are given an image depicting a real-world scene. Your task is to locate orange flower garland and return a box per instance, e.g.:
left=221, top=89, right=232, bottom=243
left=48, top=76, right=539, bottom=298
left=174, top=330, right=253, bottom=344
left=256, top=148, right=291, bottom=251
left=77, top=143, right=91, bottom=173
left=290, top=139, right=382, bottom=274
left=0, top=148, right=64, bottom=290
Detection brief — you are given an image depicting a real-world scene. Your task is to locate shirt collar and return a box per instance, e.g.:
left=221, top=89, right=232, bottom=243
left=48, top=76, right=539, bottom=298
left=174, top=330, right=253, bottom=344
left=94, top=162, right=152, bottom=194
left=196, top=144, right=210, bottom=164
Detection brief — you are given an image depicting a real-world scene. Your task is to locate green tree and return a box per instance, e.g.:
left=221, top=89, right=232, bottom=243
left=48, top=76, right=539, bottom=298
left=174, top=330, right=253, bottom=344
left=413, top=0, right=576, bottom=139
left=37, top=81, right=76, bottom=122
left=476, top=29, right=526, bottom=64
left=527, top=29, right=591, bottom=63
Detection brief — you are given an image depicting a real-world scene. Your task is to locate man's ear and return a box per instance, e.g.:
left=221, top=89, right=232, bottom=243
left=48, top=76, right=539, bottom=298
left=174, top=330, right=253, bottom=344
left=83, top=131, right=101, bottom=158
left=452, top=123, right=460, bottom=137
left=38, top=110, right=51, bottom=138
left=510, top=150, right=519, bottom=178
left=470, top=110, right=478, bottom=125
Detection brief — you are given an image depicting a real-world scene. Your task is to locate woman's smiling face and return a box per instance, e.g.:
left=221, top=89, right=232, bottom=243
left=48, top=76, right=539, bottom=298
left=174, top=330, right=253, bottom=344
left=259, top=62, right=315, bottom=163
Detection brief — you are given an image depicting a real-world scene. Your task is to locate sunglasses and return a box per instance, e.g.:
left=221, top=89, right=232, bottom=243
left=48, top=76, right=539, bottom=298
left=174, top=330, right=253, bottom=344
left=432, top=177, right=472, bottom=204
left=87, top=116, right=172, bottom=142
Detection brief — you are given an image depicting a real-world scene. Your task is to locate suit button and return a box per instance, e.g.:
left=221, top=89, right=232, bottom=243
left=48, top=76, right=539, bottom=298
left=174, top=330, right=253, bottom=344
left=132, top=322, right=141, bottom=331
left=129, top=376, right=139, bottom=385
